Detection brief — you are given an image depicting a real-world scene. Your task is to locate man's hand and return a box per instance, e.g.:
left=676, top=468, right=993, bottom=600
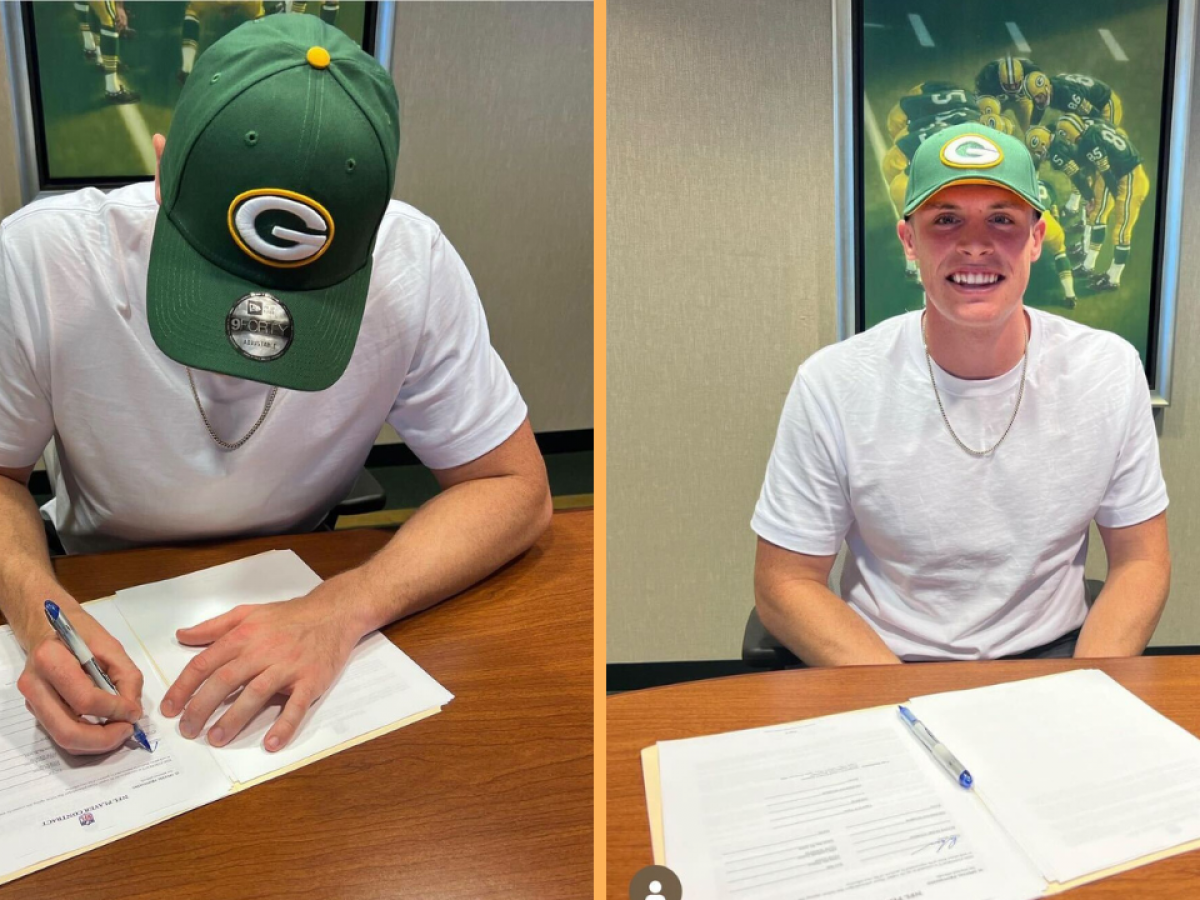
left=160, top=579, right=364, bottom=751
left=16, top=605, right=145, bottom=755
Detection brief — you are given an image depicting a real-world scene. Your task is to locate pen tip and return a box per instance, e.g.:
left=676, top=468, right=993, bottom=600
left=44, top=600, right=60, bottom=620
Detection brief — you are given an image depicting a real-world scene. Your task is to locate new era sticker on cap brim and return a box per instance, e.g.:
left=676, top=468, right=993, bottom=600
left=940, top=134, right=1004, bottom=168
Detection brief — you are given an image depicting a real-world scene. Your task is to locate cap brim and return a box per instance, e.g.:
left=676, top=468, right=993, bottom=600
left=904, top=177, right=1044, bottom=218
left=147, top=207, right=371, bottom=392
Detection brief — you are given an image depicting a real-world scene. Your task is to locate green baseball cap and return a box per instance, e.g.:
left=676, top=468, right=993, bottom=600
left=147, top=14, right=400, bottom=391
left=903, top=122, right=1044, bottom=218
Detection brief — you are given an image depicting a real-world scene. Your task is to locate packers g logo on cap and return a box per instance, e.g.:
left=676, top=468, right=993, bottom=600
left=940, top=134, right=1004, bottom=169
left=228, top=189, right=335, bottom=268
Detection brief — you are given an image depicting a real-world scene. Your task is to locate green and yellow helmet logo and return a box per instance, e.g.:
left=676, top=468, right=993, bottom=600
left=940, top=132, right=1004, bottom=168
left=1026, top=126, right=1052, bottom=163
left=1026, top=72, right=1052, bottom=107
left=977, top=96, right=1002, bottom=119
left=981, top=113, right=1013, bottom=135
left=1055, top=113, right=1086, bottom=144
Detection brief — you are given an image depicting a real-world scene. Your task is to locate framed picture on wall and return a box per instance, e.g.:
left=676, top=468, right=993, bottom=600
left=832, top=0, right=1197, bottom=404
left=6, top=1, right=384, bottom=195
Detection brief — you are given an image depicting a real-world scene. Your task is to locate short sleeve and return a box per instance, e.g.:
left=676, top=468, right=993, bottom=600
left=0, top=227, right=55, bottom=469
left=1094, top=348, right=1168, bottom=528
left=751, top=368, right=853, bottom=555
left=386, top=232, right=527, bottom=470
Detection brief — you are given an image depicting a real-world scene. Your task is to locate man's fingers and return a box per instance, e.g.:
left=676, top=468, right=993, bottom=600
left=264, top=683, right=317, bottom=752
left=32, top=640, right=139, bottom=723
left=178, top=659, right=260, bottom=740
left=175, top=605, right=251, bottom=646
left=208, top=670, right=289, bottom=747
left=21, top=676, right=132, bottom=755
left=47, top=608, right=146, bottom=721
left=91, top=646, right=145, bottom=720
left=161, top=641, right=238, bottom=720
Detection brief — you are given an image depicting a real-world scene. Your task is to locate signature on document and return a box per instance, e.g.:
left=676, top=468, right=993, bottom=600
left=914, top=834, right=959, bottom=854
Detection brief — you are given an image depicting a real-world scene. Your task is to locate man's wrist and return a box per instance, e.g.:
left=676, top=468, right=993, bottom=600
left=305, top=567, right=389, bottom=642
left=6, top=586, right=76, bottom=652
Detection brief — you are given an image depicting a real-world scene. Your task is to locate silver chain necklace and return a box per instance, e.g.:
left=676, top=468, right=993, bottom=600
left=186, top=367, right=278, bottom=451
left=922, top=314, right=1028, bottom=457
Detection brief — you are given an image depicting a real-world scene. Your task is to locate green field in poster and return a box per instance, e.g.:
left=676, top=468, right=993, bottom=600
left=31, top=2, right=367, bottom=183
left=861, top=0, right=1169, bottom=362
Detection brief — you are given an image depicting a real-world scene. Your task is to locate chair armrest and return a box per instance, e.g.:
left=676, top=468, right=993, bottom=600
left=742, top=606, right=802, bottom=669
left=323, top=468, right=387, bottom=530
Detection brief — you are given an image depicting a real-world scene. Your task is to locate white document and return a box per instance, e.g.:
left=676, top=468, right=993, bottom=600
left=0, top=602, right=228, bottom=874
left=657, top=706, right=1046, bottom=900
left=0, top=550, right=453, bottom=885
left=908, top=669, right=1200, bottom=884
left=113, top=550, right=454, bottom=785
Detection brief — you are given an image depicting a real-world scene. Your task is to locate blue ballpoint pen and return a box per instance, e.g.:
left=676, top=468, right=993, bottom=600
left=43, top=600, right=153, bottom=753
left=899, top=705, right=971, bottom=789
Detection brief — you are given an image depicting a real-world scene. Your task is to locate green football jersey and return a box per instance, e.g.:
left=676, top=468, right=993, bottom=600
left=899, top=86, right=973, bottom=130
left=1044, top=135, right=1096, bottom=197
left=1036, top=179, right=1059, bottom=214
left=1049, top=73, right=1113, bottom=117
left=1076, top=121, right=1142, bottom=186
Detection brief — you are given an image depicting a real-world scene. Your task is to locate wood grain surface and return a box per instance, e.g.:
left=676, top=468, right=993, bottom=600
left=608, top=656, right=1200, bottom=899
left=2, top=509, right=593, bottom=900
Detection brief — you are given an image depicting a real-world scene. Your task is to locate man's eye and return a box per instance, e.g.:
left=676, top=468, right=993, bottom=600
left=992, top=215, right=1014, bottom=225
left=934, top=215, right=957, bottom=225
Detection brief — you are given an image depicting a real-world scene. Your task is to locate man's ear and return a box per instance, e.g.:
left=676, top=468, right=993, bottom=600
left=1029, top=212, right=1047, bottom=263
left=896, top=217, right=918, bottom=261
left=153, top=134, right=166, bottom=206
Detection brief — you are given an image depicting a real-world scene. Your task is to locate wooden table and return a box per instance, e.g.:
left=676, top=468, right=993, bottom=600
left=608, top=657, right=1200, bottom=899
left=2, top=509, right=593, bottom=900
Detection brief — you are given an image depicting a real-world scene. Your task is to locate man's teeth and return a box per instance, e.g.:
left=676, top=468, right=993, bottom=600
left=951, top=272, right=1000, bottom=285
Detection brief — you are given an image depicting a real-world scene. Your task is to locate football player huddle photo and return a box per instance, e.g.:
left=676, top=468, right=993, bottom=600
left=27, top=2, right=361, bottom=184
left=860, top=0, right=1172, bottom=362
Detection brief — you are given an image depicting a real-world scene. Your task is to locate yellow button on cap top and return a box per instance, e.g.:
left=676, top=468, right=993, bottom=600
left=306, top=46, right=331, bottom=69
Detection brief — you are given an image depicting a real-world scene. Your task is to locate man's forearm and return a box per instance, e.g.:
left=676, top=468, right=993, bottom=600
left=0, top=477, right=75, bottom=650
left=756, top=580, right=902, bottom=667
left=323, top=473, right=553, bottom=638
left=1075, top=560, right=1170, bottom=657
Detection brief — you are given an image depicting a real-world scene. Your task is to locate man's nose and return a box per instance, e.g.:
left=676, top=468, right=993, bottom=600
left=956, top=220, right=994, bottom=255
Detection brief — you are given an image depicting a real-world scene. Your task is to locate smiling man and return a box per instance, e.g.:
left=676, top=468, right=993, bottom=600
left=752, top=122, right=1169, bottom=665
left=0, top=15, right=551, bottom=755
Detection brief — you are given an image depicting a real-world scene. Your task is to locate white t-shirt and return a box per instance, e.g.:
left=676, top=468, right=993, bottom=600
left=752, top=307, right=1168, bottom=660
left=0, top=183, right=527, bottom=554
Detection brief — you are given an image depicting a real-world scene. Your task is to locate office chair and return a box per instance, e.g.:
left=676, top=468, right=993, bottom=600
left=40, top=467, right=386, bottom=558
left=742, top=578, right=1107, bottom=669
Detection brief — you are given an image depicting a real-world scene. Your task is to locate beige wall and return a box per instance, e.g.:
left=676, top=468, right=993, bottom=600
left=391, top=2, right=594, bottom=434
left=607, top=0, right=1200, bottom=662
left=608, top=0, right=837, bottom=662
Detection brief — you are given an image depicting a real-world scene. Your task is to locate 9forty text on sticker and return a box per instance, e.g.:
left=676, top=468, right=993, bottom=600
left=227, top=189, right=336, bottom=268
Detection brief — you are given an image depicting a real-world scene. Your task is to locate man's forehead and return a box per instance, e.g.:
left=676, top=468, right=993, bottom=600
left=923, top=183, right=1033, bottom=211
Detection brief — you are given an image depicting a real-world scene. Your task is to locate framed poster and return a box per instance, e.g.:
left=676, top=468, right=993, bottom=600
left=5, top=1, right=384, bottom=194
left=833, top=0, right=1196, bottom=404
